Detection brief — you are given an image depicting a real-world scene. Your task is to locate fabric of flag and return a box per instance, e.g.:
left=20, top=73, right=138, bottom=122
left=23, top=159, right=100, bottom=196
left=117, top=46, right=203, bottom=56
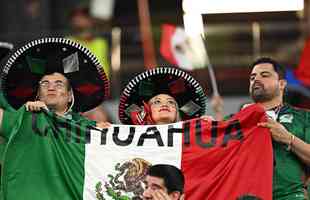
left=160, top=24, right=178, bottom=66
left=295, top=38, right=310, bottom=87
left=0, top=104, right=273, bottom=200
left=285, top=38, right=310, bottom=108
left=160, top=24, right=207, bottom=71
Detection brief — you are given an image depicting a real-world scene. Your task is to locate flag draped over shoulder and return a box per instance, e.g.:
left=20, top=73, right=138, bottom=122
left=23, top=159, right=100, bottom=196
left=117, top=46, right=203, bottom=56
left=0, top=104, right=273, bottom=200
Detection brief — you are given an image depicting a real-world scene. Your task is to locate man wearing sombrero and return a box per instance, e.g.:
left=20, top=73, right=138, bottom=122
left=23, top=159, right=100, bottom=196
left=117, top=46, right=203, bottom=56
left=118, top=67, right=207, bottom=125
left=0, top=38, right=109, bottom=116
left=0, top=38, right=109, bottom=199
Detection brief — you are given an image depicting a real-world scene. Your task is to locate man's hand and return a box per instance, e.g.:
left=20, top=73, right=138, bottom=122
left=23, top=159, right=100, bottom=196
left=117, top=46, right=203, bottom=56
left=200, top=115, right=215, bottom=121
left=97, top=122, right=111, bottom=129
left=151, top=189, right=173, bottom=200
left=258, top=118, right=292, bottom=145
left=25, top=101, right=48, bottom=112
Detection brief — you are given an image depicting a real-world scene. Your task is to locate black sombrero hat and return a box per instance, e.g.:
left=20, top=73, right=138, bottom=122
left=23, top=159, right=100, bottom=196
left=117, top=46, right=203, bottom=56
left=0, top=42, right=13, bottom=61
left=1, top=37, right=110, bottom=112
left=119, top=67, right=207, bottom=124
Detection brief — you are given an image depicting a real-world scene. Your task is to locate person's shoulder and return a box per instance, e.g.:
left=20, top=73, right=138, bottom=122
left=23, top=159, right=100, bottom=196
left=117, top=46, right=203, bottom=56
left=287, top=104, right=310, bottom=114
left=93, top=37, right=108, bottom=44
left=286, top=105, right=310, bottom=124
left=3, top=105, right=25, bottom=115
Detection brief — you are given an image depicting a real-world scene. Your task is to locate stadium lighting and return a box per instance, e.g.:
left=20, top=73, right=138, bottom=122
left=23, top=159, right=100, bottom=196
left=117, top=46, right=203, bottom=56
left=182, top=0, right=304, bottom=14
left=183, top=13, right=205, bottom=37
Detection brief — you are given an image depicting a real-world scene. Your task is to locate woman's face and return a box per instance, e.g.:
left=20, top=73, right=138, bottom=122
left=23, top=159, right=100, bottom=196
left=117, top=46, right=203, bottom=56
left=149, top=94, right=178, bottom=125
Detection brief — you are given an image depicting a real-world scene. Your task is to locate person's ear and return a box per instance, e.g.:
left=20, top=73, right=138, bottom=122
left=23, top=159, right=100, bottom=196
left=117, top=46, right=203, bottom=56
left=68, top=89, right=73, bottom=102
left=279, top=79, right=287, bottom=91
left=35, top=90, right=40, bottom=101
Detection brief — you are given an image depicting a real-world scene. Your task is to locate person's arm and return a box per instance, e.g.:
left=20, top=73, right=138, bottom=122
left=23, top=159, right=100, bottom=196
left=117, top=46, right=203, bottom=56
left=0, top=108, right=3, bottom=132
left=96, top=122, right=111, bottom=129
left=258, top=118, right=310, bottom=166
left=0, top=107, right=18, bottom=140
left=290, top=136, right=310, bottom=166
left=210, top=95, right=224, bottom=121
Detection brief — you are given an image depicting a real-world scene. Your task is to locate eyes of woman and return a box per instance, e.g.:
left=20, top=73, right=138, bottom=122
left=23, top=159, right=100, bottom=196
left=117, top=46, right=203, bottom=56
left=150, top=99, right=177, bottom=107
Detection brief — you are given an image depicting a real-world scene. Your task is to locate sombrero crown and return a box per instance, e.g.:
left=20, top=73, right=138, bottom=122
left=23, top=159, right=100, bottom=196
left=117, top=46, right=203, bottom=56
left=119, top=67, right=207, bottom=124
left=1, top=37, right=110, bottom=112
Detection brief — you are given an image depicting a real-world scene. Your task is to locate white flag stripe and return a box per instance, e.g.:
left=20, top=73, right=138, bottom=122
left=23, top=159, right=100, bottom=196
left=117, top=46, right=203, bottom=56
left=83, top=123, right=183, bottom=199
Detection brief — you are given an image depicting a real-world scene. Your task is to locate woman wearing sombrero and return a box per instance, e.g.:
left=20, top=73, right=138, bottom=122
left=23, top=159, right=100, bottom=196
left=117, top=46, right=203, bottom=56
left=119, top=67, right=207, bottom=125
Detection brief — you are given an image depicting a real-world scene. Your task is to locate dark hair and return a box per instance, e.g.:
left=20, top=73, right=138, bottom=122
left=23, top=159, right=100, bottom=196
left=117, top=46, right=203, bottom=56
left=251, top=57, right=285, bottom=79
left=147, top=164, right=184, bottom=194
left=69, top=6, right=90, bottom=19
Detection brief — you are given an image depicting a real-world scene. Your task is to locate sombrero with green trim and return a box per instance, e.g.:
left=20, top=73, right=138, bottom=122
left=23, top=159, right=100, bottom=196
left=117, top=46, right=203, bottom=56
left=1, top=37, right=110, bottom=112
left=119, top=67, right=207, bottom=124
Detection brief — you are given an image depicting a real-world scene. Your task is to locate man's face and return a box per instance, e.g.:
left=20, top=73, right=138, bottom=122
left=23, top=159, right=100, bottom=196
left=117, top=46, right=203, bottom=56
left=249, top=63, right=286, bottom=103
left=149, top=94, right=178, bottom=125
left=71, top=13, right=93, bottom=31
left=143, top=175, right=180, bottom=200
left=38, top=73, right=72, bottom=111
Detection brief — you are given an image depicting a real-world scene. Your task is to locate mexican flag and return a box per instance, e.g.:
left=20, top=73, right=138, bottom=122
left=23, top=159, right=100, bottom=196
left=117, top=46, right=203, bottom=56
left=296, top=37, right=310, bottom=87
left=160, top=24, right=208, bottom=71
left=0, top=104, right=273, bottom=200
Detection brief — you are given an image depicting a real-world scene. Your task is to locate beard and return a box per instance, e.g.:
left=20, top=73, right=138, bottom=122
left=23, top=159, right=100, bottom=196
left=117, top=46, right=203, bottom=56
left=250, top=82, right=280, bottom=103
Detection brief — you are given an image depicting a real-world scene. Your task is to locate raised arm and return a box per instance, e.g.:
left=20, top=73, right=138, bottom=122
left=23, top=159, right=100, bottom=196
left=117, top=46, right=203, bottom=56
left=0, top=108, right=3, bottom=131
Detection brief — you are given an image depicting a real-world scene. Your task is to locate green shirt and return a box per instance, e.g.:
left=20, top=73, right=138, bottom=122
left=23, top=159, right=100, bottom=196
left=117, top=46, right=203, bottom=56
left=0, top=107, right=95, bottom=200
left=273, top=105, right=310, bottom=200
left=0, top=92, right=15, bottom=164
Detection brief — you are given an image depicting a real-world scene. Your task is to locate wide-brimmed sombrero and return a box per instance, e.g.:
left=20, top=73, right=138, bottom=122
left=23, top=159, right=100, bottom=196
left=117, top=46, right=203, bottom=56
left=119, top=67, right=207, bottom=124
left=0, top=42, right=13, bottom=61
left=1, top=37, right=109, bottom=112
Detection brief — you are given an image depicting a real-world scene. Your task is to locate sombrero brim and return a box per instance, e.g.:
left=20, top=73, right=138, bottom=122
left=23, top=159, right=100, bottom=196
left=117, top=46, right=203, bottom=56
left=0, top=42, right=13, bottom=61
left=1, top=38, right=110, bottom=112
left=119, top=67, right=207, bottom=124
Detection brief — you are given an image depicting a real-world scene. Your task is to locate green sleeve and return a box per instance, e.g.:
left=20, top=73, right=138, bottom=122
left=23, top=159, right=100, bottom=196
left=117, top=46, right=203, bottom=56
left=0, top=108, right=22, bottom=164
left=305, top=111, right=310, bottom=144
left=0, top=109, right=22, bottom=140
left=0, top=91, right=14, bottom=111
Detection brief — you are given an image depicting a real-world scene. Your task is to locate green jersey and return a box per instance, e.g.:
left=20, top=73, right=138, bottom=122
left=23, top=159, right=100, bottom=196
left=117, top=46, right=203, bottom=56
left=273, top=105, right=310, bottom=200
left=0, top=92, right=15, bottom=165
left=0, top=107, right=95, bottom=200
